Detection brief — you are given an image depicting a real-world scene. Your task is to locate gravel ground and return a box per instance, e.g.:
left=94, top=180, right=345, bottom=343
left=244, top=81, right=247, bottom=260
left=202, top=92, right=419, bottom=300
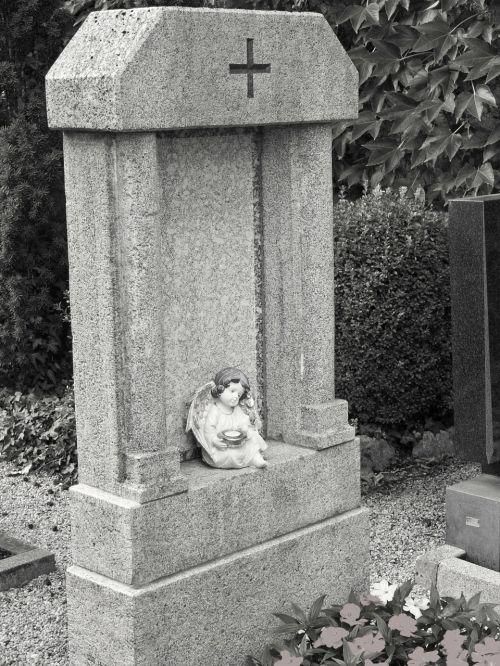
left=364, top=455, right=481, bottom=585
left=0, top=454, right=482, bottom=665
left=0, top=463, right=70, bottom=666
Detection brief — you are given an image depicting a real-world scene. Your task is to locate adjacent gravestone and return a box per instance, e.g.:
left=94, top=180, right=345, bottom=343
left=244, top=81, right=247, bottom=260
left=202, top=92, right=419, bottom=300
left=446, top=195, right=500, bottom=569
left=46, top=8, right=369, bottom=665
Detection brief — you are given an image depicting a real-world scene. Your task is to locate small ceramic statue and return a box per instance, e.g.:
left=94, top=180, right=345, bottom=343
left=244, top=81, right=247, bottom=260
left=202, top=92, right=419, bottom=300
left=186, top=367, right=268, bottom=469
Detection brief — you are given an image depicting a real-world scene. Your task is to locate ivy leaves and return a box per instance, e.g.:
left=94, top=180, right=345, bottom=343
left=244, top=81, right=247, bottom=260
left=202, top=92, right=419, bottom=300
left=329, top=0, right=500, bottom=204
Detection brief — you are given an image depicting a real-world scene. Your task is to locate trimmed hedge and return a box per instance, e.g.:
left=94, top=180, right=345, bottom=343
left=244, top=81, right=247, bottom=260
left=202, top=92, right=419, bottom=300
left=334, top=188, right=452, bottom=428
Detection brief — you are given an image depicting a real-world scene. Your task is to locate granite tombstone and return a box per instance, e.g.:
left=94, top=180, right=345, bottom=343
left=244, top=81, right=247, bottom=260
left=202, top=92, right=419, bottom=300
left=46, top=7, right=369, bottom=665
left=446, top=195, right=500, bottom=570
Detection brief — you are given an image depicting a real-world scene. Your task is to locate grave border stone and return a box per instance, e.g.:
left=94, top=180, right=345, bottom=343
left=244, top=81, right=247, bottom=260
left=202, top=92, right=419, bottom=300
left=0, top=531, right=55, bottom=591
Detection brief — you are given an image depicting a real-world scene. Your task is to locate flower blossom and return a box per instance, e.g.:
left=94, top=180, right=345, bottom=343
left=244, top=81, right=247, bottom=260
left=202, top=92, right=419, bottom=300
left=312, top=626, right=348, bottom=649
left=403, top=594, right=430, bottom=619
left=370, top=580, right=398, bottom=604
left=340, top=603, right=367, bottom=626
left=441, top=629, right=465, bottom=657
left=348, top=631, right=385, bottom=655
left=276, top=650, right=303, bottom=666
left=407, top=646, right=440, bottom=666
left=388, top=613, right=418, bottom=637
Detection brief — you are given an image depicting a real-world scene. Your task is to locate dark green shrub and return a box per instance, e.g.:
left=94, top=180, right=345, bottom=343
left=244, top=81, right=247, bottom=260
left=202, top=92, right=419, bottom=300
left=0, top=384, right=77, bottom=487
left=0, top=1, right=72, bottom=391
left=0, top=118, right=72, bottom=390
left=334, top=188, right=451, bottom=428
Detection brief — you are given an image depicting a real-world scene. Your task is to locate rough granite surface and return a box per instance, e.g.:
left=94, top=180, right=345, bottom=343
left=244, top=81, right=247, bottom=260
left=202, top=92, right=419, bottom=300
left=67, top=507, right=369, bottom=666
left=158, top=130, right=258, bottom=456
left=46, top=7, right=358, bottom=131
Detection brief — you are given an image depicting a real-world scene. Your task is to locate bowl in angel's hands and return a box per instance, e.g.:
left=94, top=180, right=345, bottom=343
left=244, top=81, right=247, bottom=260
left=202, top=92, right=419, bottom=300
left=220, top=429, right=247, bottom=446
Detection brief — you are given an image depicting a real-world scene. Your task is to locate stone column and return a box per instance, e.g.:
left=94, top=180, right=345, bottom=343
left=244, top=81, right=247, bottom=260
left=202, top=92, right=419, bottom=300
left=64, top=132, right=186, bottom=502
left=262, top=124, right=354, bottom=448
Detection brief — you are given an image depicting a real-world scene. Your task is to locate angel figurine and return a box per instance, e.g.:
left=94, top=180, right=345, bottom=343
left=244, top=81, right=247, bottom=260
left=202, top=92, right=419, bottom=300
left=186, top=367, right=268, bottom=469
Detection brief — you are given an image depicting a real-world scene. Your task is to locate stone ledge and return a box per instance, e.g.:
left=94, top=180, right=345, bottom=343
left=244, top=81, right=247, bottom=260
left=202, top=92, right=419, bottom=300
left=70, top=438, right=361, bottom=586
left=0, top=531, right=55, bottom=591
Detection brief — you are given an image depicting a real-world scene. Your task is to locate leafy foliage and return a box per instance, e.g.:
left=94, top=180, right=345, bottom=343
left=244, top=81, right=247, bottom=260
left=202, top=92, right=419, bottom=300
left=0, top=384, right=77, bottom=487
left=334, top=188, right=451, bottom=427
left=248, top=580, right=500, bottom=665
left=0, top=0, right=71, bottom=127
left=233, top=0, right=500, bottom=205
left=0, top=1, right=72, bottom=390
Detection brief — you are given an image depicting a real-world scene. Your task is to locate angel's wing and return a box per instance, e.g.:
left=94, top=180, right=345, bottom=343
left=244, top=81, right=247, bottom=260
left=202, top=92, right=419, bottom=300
left=186, top=381, right=215, bottom=452
left=240, top=392, right=263, bottom=432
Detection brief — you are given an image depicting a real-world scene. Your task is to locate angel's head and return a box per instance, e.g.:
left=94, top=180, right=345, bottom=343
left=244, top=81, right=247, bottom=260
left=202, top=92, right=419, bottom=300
left=211, top=367, right=251, bottom=409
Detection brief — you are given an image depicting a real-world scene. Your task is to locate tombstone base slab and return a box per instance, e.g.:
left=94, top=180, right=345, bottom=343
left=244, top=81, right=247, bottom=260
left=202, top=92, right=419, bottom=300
left=415, top=545, right=500, bottom=604
left=67, top=506, right=369, bottom=666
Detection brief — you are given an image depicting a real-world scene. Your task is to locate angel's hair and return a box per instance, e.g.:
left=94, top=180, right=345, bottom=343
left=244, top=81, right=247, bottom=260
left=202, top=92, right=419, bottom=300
left=211, top=367, right=251, bottom=400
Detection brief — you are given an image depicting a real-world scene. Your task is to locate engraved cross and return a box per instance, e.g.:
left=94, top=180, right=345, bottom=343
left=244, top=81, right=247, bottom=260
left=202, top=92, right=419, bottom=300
left=229, top=38, right=271, bottom=99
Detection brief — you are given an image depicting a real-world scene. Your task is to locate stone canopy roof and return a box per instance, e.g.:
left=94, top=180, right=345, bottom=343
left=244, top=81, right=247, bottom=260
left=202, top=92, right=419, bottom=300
left=46, top=7, right=358, bottom=131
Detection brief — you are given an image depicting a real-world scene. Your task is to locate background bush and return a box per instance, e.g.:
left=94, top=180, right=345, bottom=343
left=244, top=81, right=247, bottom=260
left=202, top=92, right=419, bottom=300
left=0, top=1, right=72, bottom=391
left=334, top=188, right=452, bottom=428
